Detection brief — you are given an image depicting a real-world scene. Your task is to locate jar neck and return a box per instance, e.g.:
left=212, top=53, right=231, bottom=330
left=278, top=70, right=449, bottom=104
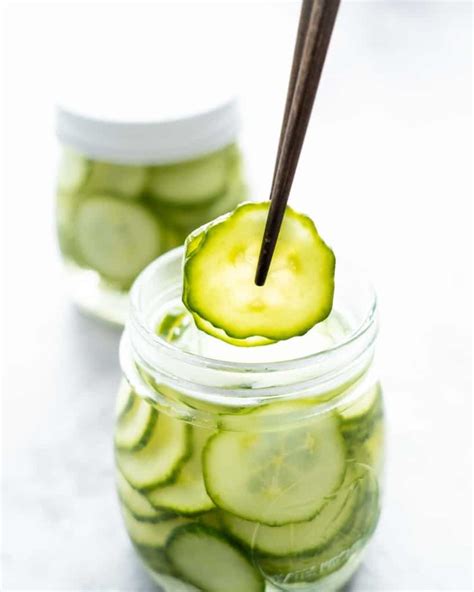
left=121, top=249, right=378, bottom=412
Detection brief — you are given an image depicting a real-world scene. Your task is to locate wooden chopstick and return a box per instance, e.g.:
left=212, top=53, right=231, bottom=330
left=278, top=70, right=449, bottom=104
left=254, top=0, right=340, bottom=286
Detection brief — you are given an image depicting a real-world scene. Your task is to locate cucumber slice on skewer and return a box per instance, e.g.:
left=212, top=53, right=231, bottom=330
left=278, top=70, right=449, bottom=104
left=203, top=410, right=346, bottom=526
left=166, top=524, right=264, bottom=592
left=74, top=196, right=162, bottom=287
left=183, top=202, right=335, bottom=345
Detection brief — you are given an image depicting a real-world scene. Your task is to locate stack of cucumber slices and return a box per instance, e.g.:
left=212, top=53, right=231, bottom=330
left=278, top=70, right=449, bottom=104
left=115, top=383, right=383, bottom=591
left=56, top=145, right=244, bottom=290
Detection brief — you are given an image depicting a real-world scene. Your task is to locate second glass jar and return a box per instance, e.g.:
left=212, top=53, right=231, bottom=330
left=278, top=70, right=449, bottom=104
left=55, top=100, right=246, bottom=324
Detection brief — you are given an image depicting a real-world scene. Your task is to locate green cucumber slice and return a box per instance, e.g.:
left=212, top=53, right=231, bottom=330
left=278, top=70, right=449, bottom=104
left=203, top=411, right=346, bottom=526
left=122, top=507, right=190, bottom=547
left=197, top=511, right=223, bottom=531
left=149, top=149, right=231, bottom=205
left=183, top=202, right=335, bottom=345
left=157, top=310, right=192, bottom=344
left=166, top=524, right=264, bottom=592
left=84, top=161, right=148, bottom=199
left=258, top=465, right=380, bottom=584
left=57, top=148, right=90, bottom=193
left=148, top=427, right=215, bottom=515
left=347, top=416, right=385, bottom=476
left=341, top=385, right=384, bottom=446
left=117, top=413, right=190, bottom=490
left=221, top=464, right=364, bottom=557
left=117, top=471, right=170, bottom=522
left=340, top=384, right=381, bottom=423
left=115, top=382, right=136, bottom=420
left=151, top=176, right=244, bottom=235
left=115, top=395, right=158, bottom=452
left=74, top=196, right=162, bottom=286
left=136, top=545, right=176, bottom=576
left=56, top=191, right=82, bottom=258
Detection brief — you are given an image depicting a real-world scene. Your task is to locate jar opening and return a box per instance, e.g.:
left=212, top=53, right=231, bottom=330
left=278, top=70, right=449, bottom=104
left=123, top=247, right=378, bottom=408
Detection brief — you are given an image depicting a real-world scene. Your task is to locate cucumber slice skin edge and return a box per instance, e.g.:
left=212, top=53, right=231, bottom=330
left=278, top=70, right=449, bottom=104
left=146, top=427, right=215, bottom=516
left=165, top=523, right=265, bottom=592
left=202, top=414, right=347, bottom=527
left=220, top=469, right=365, bottom=558
left=183, top=201, right=336, bottom=343
left=116, top=416, right=192, bottom=492
left=115, top=406, right=159, bottom=453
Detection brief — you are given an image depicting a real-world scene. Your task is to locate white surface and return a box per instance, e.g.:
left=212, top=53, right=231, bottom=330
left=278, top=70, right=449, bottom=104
left=2, top=2, right=472, bottom=591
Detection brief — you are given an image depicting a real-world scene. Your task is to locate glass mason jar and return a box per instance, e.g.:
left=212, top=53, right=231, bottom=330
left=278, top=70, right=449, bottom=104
left=55, top=99, right=246, bottom=325
left=114, top=248, right=384, bottom=592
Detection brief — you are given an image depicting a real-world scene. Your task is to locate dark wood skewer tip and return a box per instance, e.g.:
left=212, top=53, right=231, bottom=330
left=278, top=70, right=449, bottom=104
left=254, top=0, right=340, bottom=287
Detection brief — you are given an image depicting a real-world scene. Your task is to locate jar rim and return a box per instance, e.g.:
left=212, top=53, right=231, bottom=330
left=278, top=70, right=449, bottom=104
left=128, top=247, right=378, bottom=375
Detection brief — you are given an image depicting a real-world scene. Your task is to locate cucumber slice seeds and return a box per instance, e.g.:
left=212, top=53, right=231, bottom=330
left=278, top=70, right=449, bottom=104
left=203, top=412, right=346, bottom=526
left=183, top=202, right=335, bottom=345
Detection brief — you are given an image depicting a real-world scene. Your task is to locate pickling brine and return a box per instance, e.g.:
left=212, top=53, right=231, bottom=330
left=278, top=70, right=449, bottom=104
left=113, top=248, right=383, bottom=592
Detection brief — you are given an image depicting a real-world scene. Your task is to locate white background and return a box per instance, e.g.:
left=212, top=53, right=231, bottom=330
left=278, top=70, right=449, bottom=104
left=2, top=1, right=472, bottom=591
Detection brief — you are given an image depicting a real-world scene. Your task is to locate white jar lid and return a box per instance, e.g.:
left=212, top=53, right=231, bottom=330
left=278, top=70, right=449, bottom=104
left=56, top=96, right=240, bottom=165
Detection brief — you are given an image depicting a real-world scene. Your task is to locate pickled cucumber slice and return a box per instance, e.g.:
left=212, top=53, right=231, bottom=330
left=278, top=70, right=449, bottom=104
left=221, top=464, right=364, bottom=557
left=166, top=524, right=264, bottom=592
left=157, top=310, right=191, bottom=343
left=74, top=196, right=162, bottom=287
left=148, top=427, right=215, bottom=515
left=115, top=396, right=158, bottom=452
left=117, top=471, right=171, bottom=522
left=151, top=176, right=244, bottom=238
left=340, top=384, right=381, bottom=423
left=122, top=507, right=190, bottom=547
left=57, top=148, right=90, bottom=193
left=341, top=384, right=384, bottom=446
left=84, top=161, right=148, bottom=199
left=203, top=411, right=346, bottom=526
left=183, top=202, right=335, bottom=345
left=149, top=150, right=231, bottom=205
left=258, top=466, right=380, bottom=583
left=115, top=382, right=136, bottom=420
left=117, top=413, right=190, bottom=490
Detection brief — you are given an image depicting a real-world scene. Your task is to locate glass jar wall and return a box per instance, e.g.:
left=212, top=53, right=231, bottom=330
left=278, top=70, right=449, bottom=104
left=55, top=100, right=246, bottom=324
left=114, top=249, right=384, bottom=592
